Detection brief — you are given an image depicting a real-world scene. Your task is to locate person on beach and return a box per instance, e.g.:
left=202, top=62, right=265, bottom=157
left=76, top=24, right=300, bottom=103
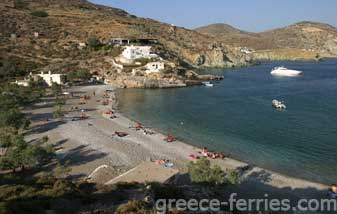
left=135, top=122, right=143, bottom=130
left=202, top=148, right=207, bottom=156
left=328, top=184, right=337, bottom=199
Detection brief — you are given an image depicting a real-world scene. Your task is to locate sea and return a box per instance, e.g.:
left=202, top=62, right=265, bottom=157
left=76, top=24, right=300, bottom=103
left=117, top=59, right=337, bottom=184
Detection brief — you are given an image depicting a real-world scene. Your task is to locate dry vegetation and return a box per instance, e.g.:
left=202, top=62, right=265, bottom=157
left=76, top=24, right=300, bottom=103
left=196, top=21, right=337, bottom=59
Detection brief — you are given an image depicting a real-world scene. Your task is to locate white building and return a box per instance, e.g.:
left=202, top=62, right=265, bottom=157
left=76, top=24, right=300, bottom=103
left=13, top=80, right=30, bottom=87
left=78, top=42, right=87, bottom=49
left=122, top=45, right=158, bottom=59
left=38, top=71, right=64, bottom=86
left=240, top=47, right=253, bottom=54
left=145, top=61, right=165, bottom=74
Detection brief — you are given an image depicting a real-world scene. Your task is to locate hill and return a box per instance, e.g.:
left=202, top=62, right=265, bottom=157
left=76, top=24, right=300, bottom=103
left=0, top=0, right=251, bottom=76
left=196, top=22, right=337, bottom=60
left=196, top=23, right=252, bottom=37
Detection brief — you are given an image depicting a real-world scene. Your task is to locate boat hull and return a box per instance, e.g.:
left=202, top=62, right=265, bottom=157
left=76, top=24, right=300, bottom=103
left=271, top=69, right=303, bottom=77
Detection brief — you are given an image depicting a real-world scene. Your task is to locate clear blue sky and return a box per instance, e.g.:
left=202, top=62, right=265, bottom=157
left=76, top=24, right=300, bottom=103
left=89, top=0, right=337, bottom=32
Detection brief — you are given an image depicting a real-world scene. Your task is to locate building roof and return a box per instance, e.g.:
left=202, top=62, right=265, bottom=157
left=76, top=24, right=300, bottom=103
left=105, top=162, right=179, bottom=185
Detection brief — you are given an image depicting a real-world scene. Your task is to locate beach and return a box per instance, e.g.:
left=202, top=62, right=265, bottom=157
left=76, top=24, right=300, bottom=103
left=24, top=84, right=329, bottom=201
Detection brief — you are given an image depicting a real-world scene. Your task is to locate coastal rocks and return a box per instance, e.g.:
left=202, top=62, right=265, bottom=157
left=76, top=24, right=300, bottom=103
left=197, top=74, right=224, bottom=81
left=109, top=75, right=186, bottom=89
left=252, top=49, right=321, bottom=61
left=192, top=47, right=251, bottom=68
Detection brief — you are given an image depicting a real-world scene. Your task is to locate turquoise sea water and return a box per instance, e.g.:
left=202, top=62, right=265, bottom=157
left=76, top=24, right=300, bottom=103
left=117, top=60, right=337, bottom=184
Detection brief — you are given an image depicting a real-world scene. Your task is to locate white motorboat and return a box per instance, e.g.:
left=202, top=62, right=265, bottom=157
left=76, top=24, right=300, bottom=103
left=202, top=81, right=213, bottom=87
left=272, top=99, right=286, bottom=109
left=271, top=66, right=303, bottom=77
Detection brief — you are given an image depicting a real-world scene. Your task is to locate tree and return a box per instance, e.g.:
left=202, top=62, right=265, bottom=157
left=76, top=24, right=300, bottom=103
left=0, top=135, right=27, bottom=172
left=0, top=127, right=18, bottom=148
left=187, top=158, right=225, bottom=185
left=0, top=108, right=29, bottom=130
left=76, top=69, right=91, bottom=81
left=55, top=97, right=65, bottom=106
left=87, top=37, right=101, bottom=50
left=51, top=82, right=62, bottom=96
left=0, top=135, right=54, bottom=172
left=66, top=69, right=91, bottom=83
left=53, top=106, right=65, bottom=119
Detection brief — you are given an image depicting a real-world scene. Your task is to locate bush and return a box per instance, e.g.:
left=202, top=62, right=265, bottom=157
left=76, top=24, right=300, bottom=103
left=115, top=200, right=150, bottom=214
left=30, top=10, right=49, bottom=18
left=226, top=169, right=240, bottom=185
left=53, top=107, right=64, bottom=119
left=87, top=37, right=101, bottom=50
left=67, top=69, right=91, bottom=83
left=188, top=158, right=225, bottom=185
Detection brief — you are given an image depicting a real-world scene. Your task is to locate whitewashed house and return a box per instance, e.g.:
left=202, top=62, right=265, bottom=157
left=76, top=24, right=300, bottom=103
left=122, top=46, right=158, bottom=59
left=145, top=61, right=165, bottom=74
left=38, top=71, right=64, bottom=86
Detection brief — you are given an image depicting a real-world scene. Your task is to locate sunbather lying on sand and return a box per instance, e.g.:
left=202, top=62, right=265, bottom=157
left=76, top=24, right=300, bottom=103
left=129, top=122, right=144, bottom=130
left=154, top=159, right=174, bottom=168
left=113, top=131, right=129, bottom=137
left=164, top=134, right=176, bottom=142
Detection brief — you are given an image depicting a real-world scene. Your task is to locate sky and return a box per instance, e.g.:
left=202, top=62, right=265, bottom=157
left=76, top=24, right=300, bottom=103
left=89, top=0, right=337, bottom=32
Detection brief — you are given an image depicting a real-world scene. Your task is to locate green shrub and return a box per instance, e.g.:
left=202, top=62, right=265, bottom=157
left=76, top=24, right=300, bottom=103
left=188, top=158, right=225, bottom=185
left=115, top=200, right=150, bottom=214
left=87, top=37, right=101, bottom=50
left=53, top=106, right=64, bottom=119
left=30, top=10, right=49, bottom=18
left=67, top=69, right=91, bottom=83
left=226, top=169, right=240, bottom=185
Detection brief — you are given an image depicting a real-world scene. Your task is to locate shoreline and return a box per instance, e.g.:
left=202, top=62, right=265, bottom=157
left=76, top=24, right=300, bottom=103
left=112, top=86, right=328, bottom=198
left=25, top=83, right=329, bottom=200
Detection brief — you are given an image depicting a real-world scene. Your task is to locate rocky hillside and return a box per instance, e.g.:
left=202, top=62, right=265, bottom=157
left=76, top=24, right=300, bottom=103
left=0, top=0, right=251, bottom=74
left=196, top=22, right=337, bottom=60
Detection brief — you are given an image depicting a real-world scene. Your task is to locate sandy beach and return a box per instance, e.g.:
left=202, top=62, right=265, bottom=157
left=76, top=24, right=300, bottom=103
left=24, top=84, right=329, bottom=202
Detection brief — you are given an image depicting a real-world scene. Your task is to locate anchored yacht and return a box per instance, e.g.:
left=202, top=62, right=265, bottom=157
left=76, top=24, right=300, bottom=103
left=271, top=66, right=303, bottom=77
left=272, top=100, right=286, bottom=109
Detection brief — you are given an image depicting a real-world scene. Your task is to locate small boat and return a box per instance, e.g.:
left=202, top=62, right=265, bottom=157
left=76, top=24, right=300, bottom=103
left=271, top=66, right=303, bottom=77
left=272, top=99, right=286, bottom=109
left=202, top=81, right=214, bottom=87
